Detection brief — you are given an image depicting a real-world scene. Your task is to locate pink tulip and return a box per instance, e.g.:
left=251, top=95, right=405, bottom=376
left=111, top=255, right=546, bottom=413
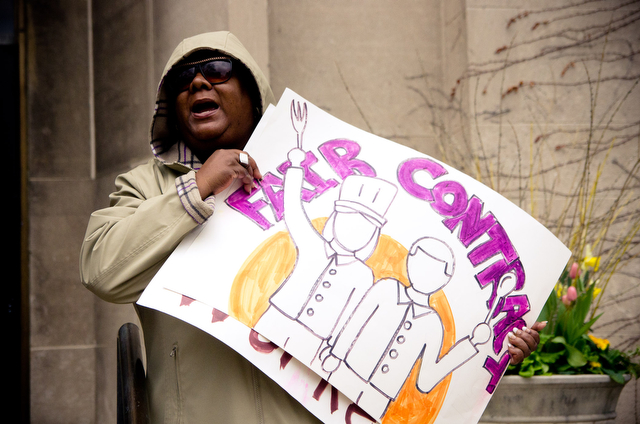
left=562, top=294, right=571, bottom=306
left=567, top=286, right=578, bottom=302
left=569, top=262, right=580, bottom=279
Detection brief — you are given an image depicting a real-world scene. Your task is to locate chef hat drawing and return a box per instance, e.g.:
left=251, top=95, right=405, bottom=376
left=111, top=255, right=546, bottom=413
left=334, top=176, right=398, bottom=227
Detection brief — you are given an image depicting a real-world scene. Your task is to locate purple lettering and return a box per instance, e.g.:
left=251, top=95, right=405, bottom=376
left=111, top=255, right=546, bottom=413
left=398, top=157, right=448, bottom=201
left=345, top=403, right=375, bottom=423
left=443, top=196, right=496, bottom=247
left=312, top=379, right=340, bottom=413
left=491, top=295, right=531, bottom=354
left=277, top=150, right=339, bottom=197
left=468, top=222, right=519, bottom=266
left=179, top=295, right=195, bottom=307
left=261, top=172, right=285, bottom=220
left=319, top=139, right=376, bottom=179
left=280, top=351, right=293, bottom=369
left=211, top=308, right=229, bottom=323
left=430, top=180, right=468, bottom=217
left=249, top=329, right=279, bottom=354
left=483, top=352, right=510, bottom=394
left=235, top=151, right=339, bottom=226
left=475, top=258, right=525, bottom=309
left=226, top=184, right=272, bottom=230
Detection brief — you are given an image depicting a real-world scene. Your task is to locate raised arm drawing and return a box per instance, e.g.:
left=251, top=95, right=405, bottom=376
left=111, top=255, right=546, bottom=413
left=254, top=100, right=398, bottom=368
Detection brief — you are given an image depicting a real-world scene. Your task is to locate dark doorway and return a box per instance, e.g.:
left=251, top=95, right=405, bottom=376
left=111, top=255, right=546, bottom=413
left=1, top=0, right=29, bottom=422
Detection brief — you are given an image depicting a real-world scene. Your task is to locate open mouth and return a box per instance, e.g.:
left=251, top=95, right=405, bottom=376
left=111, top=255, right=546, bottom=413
left=192, top=100, right=219, bottom=116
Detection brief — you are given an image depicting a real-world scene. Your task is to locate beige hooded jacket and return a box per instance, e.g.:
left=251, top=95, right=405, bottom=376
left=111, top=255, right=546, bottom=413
left=80, top=32, right=320, bottom=424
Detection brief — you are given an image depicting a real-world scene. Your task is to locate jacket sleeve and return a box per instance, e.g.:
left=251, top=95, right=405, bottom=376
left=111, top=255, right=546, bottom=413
left=79, top=163, right=212, bottom=304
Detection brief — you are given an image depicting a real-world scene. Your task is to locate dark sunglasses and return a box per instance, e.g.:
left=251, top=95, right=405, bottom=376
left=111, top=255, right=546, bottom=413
left=167, top=57, right=233, bottom=93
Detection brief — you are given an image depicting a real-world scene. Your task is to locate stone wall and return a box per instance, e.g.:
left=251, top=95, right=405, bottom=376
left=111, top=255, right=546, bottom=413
left=26, top=1, right=96, bottom=422
left=25, top=0, right=637, bottom=422
left=458, top=2, right=640, bottom=423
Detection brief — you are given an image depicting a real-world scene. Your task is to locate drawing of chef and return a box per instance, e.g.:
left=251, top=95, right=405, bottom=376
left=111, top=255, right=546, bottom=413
left=321, top=237, right=494, bottom=420
left=254, top=147, right=398, bottom=367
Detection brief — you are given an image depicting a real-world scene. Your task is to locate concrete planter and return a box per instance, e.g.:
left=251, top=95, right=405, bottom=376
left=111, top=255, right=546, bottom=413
left=479, top=374, right=630, bottom=424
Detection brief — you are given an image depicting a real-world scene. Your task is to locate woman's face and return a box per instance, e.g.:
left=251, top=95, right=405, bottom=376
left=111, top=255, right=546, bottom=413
left=173, top=58, right=255, bottom=160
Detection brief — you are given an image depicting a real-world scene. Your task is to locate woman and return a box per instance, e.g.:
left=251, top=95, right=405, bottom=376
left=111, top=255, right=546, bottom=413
left=80, top=31, right=321, bottom=424
left=80, top=31, right=542, bottom=423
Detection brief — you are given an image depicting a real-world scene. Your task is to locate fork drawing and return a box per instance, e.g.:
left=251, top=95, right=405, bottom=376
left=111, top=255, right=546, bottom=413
left=290, top=99, right=308, bottom=149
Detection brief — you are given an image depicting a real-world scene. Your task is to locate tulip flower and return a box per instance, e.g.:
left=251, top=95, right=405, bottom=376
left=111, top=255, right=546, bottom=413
left=566, top=286, right=578, bottom=302
left=561, top=294, right=571, bottom=306
left=569, top=262, right=580, bottom=279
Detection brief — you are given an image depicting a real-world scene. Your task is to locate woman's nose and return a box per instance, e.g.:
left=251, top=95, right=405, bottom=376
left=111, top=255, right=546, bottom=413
left=189, top=72, right=212, bottom=91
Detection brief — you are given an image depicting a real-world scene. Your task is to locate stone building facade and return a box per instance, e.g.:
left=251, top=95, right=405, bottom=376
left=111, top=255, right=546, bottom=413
left=17, top=0, right=638, bottom=422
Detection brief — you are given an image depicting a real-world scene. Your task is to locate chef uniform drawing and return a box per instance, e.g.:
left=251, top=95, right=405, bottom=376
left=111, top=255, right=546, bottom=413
left=254, top=147, right=398, bottom=367
left=321, top=237, right=496, bottom=420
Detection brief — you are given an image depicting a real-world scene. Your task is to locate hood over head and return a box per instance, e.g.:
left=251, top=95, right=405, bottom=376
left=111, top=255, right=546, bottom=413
left=150, top=31, right=276, bottom=170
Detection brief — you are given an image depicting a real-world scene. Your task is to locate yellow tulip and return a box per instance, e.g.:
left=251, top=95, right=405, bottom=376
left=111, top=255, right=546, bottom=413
left=589, top=361, right=602, bottom=368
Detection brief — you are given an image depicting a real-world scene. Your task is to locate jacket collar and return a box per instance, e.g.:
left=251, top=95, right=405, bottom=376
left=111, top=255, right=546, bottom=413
left=401, top=285, right=435, bottom=318
left=151, top=139, right=202, bottom=172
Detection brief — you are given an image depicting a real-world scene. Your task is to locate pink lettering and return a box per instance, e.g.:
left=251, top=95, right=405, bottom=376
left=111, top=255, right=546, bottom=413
left=228, top=151, right=339, bottom=229
left=179, top=295, right=195, bottom=307
left=248, top=329, right=279, bottom=354
left=312, top=379, right=340, bottom=413
left=280, top=351, right=293, bottom=369
left=491, top=295, right=530, bottom=354
left=226, top=184, right=272, bottom=230
left=345, top=403, right=375, bottom=423
left=397, top=157, right=448, bottom=201
left=211, top=308, right=229, bottom=323
left=475, top=257, right=525, bottom=309
left=260, top=172, right=286, bottom=221
left=319, top=139, right=376, bottom=179
left=468, top=223, right=518, bottom=266
left=443, top=196, right=496, bottom=247
left=278, top=150, right=339, bottom=197
left=483, top=351, right=510, bottom=394
left=431, top=180, right=468, bottom=217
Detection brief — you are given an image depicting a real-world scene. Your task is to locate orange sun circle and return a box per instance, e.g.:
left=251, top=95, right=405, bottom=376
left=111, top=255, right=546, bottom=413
left=229, top=218, right=455, bottom=424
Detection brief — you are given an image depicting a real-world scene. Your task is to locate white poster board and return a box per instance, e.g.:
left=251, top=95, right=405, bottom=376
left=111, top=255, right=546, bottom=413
left=139, top=88, right=571, bottom=424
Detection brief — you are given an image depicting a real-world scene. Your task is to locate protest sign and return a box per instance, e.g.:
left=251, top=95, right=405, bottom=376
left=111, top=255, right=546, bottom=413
left=139, top=88, right=571, bottom=423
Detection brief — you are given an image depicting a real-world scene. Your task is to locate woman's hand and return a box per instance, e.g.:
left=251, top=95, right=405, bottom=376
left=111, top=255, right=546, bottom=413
left=508, top=321, right=547, bottom=365
left=196, top=149, right=262, bottom=198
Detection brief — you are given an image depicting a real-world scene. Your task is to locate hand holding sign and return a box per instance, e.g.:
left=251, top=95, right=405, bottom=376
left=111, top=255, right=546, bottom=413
left=142, top=88, right=571, bottom=424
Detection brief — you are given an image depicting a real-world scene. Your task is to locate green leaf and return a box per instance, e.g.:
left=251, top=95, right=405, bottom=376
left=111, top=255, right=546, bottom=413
left=539, top=351, right=564, bottom=363
left=540, top=362, right=550, bottom=374
left=603, top=369, right=626, bottom=384
left=550, top=336, right=586, bottom=367
left=519, top=367, right=535, bottom=377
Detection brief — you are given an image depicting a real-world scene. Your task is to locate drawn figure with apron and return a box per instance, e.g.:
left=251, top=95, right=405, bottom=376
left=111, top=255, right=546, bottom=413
left=255, top=147, right=398, bottom=370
